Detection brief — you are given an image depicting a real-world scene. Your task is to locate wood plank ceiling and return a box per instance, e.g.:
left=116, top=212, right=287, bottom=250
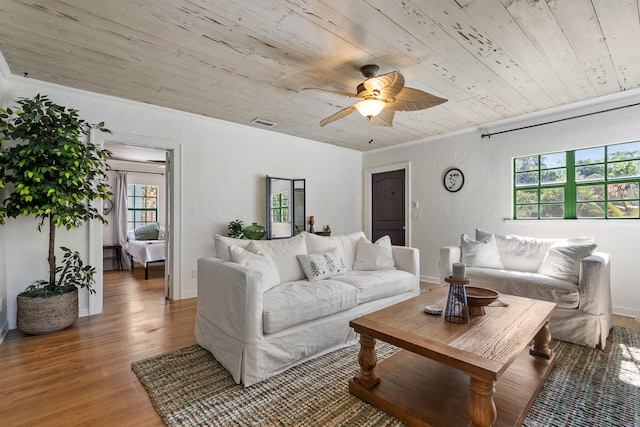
left=1, top=0, right=639, bottom=151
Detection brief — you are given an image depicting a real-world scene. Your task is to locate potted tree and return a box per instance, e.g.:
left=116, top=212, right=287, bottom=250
left=0, top=94, right=111, bottom=334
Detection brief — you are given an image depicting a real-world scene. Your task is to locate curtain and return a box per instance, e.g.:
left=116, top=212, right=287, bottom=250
left=115, top=171, right=132, bottom=270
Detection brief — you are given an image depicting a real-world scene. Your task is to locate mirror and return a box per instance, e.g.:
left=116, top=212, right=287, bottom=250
left=266, top=175, right=305, bottom=239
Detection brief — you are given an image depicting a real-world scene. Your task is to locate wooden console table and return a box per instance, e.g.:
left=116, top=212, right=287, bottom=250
left=103, top=244, right=123, bottom=270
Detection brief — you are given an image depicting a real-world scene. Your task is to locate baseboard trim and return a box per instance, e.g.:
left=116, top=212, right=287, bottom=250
left=613, top=305, right=639, bottom=318
left=420, top=275, right=441, bottom=285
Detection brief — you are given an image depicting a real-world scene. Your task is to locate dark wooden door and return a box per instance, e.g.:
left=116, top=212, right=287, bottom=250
left=372, top=169, right=405, bottom=245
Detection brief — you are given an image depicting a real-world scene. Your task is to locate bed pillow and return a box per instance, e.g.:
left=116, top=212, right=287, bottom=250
left=228, top=245, right=281, bottom=292
left=297, top=250, right=346, bottom=282
left=158, top=226, right=167, bottom=240
left=214, top=234, right=250, bottom=261
left=537, top=244, right=597, bottom=284
left=246, top=233, right=307, bottom=282
left=134, top=222, right=160, bottom=240
left=461, top=234, right=504, bottom=269
left=353, top=235, right=395, bottom=271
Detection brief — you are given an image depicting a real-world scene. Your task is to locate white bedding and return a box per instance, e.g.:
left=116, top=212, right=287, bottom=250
left=127, top=239, right=165, bottom=267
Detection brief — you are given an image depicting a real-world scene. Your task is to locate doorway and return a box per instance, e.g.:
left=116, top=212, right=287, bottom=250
left=372, top=169, right=405, bottom=245
left=365, top=162, right=411, bottom=246
left=88, top=131, right=181, bottom=316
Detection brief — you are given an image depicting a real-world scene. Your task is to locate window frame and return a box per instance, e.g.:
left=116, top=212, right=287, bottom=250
left=127, top=184, right=159, bottom=230
left=514, top=142, right=640, bottom=220
left=270, top=191, right=290, bottom=223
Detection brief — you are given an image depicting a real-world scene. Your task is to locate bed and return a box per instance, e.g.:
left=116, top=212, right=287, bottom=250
left=126, top=231, right=166, bottom=280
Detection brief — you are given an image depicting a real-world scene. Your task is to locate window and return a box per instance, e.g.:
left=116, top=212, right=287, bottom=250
left=271, top=191, right=289, bottom=223
left=514, top=141, right=640, bottom=219
left=128, top=184, right=159, bottom=230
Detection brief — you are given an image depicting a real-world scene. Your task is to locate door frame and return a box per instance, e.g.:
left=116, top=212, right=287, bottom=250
left=364, top=162, right=411, bottom=246
left=88, top=131, right=181, bottom=315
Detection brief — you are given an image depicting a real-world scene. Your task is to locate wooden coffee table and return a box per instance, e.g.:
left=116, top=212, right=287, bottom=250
left=349, top=286, right=557, bottom=427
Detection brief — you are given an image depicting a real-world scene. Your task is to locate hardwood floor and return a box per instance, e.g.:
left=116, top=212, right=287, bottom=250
left=0, top=277, right=637, bottom=426
left=0, top=266, right=196, bottom=426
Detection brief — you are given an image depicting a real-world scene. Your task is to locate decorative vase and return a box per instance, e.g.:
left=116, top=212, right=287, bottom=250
left=243, top=222, right=266, bottom=240
left=17, top=288, right=79, bottom=335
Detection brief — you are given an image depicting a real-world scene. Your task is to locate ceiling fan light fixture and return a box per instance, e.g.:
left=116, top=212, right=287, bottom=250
left=356, top=99, right=385, bottom=119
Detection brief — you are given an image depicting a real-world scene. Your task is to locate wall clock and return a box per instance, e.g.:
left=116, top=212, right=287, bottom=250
left=443, top=168, right=464, bottom=192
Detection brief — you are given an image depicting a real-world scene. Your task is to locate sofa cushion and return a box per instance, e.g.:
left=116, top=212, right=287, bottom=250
left=297, top=250, right=347, bottom=282
left=353, top=236, right=396, bottom=271
left=262, top=279, right=358, bottom=334
left=214, top=234, right=250, bottom=261
left=461, top=234, right=504, bottom=269
left=303, top=231, right=365, bottom=270
left=537, top=244, right=597, bottom=284
left=228, top=245, right=281, bottom=292
left=333, top=270, right=416, bottom=304
left=466, top=267, right=579, bottom=309
left=475, top=229, right=594, bottom=272
left=247, top=233, right=307, bottom=282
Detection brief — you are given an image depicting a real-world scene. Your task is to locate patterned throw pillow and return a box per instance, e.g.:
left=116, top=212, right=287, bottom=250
left=297, top=251, right=347, bottom=282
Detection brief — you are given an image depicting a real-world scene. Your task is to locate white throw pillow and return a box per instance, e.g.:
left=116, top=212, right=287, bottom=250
left=228, top=245, right=281, bottom=292
left=303, top=231, right=365, bottom=270
left=297, top=250, right=347, bottom=282
left=537, top=244, right=597, bottom=284
left=214, top=234, right=250, bottom=261
left=461, top=234, right=504, bottom=269
left=246, top=233, right=307, bottom=282
left=475, top=229, right=595, bottom=272
left=353, top=236, right=396, bottom=271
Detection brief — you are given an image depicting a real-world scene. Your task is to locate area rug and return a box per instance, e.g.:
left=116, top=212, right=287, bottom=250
left=132, top=326, right=640, bottom=426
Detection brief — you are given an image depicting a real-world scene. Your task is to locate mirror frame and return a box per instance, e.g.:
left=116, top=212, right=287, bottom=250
left=266, top=175, right=305, bottom=239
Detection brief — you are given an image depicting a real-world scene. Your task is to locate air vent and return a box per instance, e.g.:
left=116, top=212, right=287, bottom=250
left=251, top=118, right=277, bottom=128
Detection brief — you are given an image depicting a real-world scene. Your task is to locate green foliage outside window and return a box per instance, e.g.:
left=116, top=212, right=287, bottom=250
left=271, top=191, right=289, bottom=223
left=128, top=184, right=158, bottom=230
left=514, top=140, right=640, bottom=219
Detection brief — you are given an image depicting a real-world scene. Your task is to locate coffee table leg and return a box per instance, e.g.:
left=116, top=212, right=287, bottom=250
left=467, top=375, right=497, bottom=427
left=353, top=333, right=380, bottom=388
left=530, top=320, right=552, bottom=359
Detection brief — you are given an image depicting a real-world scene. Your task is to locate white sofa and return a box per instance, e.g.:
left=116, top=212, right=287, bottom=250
left=195, top=231, right=420, bottom=386
left=440, top=229, right=613, bottom=348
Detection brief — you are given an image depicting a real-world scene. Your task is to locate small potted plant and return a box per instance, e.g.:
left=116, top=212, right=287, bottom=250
left=0, top=94, right=111, bottom=334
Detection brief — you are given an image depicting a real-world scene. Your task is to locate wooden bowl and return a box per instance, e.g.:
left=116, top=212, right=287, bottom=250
left=465, top=286, right=499, bottom=316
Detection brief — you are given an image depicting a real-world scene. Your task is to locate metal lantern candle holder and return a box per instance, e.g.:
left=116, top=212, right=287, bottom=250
left=444, top=276, right=470, bottom=324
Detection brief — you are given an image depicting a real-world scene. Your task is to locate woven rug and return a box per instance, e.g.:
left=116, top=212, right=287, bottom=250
left=132, top=326, right=640, bottom=426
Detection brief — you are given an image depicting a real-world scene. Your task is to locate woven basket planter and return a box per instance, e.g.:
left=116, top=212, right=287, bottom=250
left=17, top=288, right=79, bottom=335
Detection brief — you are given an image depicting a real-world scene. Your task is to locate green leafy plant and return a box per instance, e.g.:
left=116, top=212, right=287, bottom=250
left=227, top=219, right=245, bottom=239
left=0, top=94, right=111, bottom=297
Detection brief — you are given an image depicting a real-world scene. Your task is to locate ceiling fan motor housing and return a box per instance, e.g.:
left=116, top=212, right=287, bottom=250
left=360, top=64, right=379, bottom=78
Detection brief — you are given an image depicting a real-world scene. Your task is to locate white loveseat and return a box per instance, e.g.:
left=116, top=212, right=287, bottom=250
left=440, top=229, right=613, bottom=348
left=195, top=231, right=420, bottom=386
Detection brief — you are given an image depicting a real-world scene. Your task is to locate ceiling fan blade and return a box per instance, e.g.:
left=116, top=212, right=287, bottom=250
left=303, top=87, right=359, bottom=98
left=319, top=104, right=358, bottom=127
left=390, top=87, right=448, bottom=111
left=363, top=71, right=405, bottom=100
left=369, top=108, right=395, bottom=127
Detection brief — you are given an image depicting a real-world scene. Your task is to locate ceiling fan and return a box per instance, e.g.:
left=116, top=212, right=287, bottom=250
left=305, top=65, right=447, bottom=127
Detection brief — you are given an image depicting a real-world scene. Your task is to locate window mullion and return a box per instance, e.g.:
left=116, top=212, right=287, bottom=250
left=566, top=151, right=576, bottom=219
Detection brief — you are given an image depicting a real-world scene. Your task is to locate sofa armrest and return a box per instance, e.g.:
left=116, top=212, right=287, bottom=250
left=197, top=257, right=265, bottom=343
left=577, top=252, right=612, bottom=316
left=392, top=246, right=420, bottom=280
left=439, top=246, right=462, bottom=285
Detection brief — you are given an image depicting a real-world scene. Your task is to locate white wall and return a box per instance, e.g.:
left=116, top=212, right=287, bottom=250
left=364, top=90, right=640, bottom=318
left=0, top=69, right=362, bottom=330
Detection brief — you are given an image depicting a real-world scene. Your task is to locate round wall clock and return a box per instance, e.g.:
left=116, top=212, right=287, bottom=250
left=443, top=168, right=464, bottom=192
